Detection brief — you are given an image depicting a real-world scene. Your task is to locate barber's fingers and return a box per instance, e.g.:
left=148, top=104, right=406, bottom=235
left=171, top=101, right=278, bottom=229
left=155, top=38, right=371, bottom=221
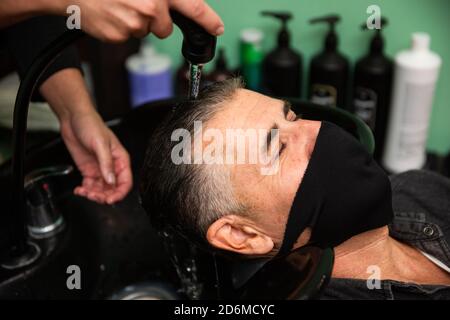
left=147, top=1, right=173, bottom=39
left=106, top=144, right=133, bottom=204
left=105, top=182, right=130, bottom=204
left=75, top=179, right=109, bottom=204
left=77, top=168, right=131, bottom=205
left=169, top=0, right=224, bottom=35
left=74, top=143, right=131, bottom=205
left=116, top=7, right=148, bottom=39
left=87, top=192, right=106, bottom=204
left=110, top=0, right=223, bottom=40
left=74, top=184, right=106, bottom=204
left=93, top=139, right=116, bottom=186
left=125, top=1, right=172, bottom=39
left=103, top=3, right=148, bottom=40
left=126, top=0, right=172, bottom=39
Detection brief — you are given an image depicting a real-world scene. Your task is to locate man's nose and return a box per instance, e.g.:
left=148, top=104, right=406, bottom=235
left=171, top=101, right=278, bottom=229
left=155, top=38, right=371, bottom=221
left=282, top=117, right=306, bottom=142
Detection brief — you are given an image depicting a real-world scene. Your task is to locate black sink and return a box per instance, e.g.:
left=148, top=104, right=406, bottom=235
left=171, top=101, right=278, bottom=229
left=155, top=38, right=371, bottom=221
left=0, top=99, right=180, bottom=299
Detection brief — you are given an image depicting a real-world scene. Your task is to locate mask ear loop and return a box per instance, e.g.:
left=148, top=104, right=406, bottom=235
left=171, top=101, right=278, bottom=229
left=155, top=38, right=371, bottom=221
left=277, top=208, right=310, bottom=256
left=277, top=163, right=319, bottom=256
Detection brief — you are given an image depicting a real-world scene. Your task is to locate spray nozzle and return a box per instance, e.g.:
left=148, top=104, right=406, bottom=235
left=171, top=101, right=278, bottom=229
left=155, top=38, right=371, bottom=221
left=262, top=11, right=293, bottom=47
left=310, top=14, right=341, bottom=51
left=361, top=17, right=389, bottom=54
left=170, top=10, right=217, bottom=65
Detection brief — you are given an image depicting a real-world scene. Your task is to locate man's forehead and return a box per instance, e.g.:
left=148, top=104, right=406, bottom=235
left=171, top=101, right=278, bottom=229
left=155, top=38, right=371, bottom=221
left=209, top=89, right=283, bottom=130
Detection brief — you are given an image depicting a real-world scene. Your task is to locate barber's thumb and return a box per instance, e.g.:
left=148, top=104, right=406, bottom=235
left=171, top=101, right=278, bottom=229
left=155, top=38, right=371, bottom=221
left=95, top=141, right=116, bottom=185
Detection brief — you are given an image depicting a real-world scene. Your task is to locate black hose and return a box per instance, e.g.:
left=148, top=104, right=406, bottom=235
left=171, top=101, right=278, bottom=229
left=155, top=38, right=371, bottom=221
left=9, top=30, right=84, bottom=258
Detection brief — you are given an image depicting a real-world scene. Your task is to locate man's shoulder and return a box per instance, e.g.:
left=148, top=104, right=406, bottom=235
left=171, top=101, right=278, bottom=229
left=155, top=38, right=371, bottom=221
left=389, top=169, right=450, bottom=266
left=390, top=169, right=450, bottom=227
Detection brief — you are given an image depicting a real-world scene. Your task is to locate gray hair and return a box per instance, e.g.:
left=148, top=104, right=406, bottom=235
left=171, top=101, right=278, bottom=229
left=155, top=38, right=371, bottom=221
left=140, top=78, right=246, bottom=245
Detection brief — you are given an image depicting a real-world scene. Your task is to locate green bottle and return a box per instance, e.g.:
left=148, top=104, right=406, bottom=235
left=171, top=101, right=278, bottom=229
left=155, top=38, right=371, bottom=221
left=240, top=28, right=264, bottom=91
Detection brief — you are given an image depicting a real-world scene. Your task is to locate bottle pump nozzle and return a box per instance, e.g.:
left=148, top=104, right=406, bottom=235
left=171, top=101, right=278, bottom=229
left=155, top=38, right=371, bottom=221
left=310, top=14, right=341, bottom=51
left=361, top=17, right=389, bottom=54
left=262, top=11, right=293, bottom=47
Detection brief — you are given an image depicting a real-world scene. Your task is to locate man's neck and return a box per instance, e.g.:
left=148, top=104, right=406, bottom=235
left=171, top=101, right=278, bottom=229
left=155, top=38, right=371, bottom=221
left=332, top=226, right=450, bottom=285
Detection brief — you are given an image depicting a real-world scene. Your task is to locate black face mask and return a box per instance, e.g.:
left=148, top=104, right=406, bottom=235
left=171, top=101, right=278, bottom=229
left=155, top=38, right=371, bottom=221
left=278, top=121, right=393, bottom=254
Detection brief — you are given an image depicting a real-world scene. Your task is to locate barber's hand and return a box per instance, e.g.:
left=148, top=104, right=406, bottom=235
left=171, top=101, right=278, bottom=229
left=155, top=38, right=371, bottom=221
left=60, top=111, right=133, bottom=204
left=60, top=0, right=224, bottom=42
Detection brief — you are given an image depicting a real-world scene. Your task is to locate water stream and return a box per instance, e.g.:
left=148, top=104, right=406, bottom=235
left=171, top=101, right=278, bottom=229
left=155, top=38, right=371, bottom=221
left=188, top=63, right=204, bottom=99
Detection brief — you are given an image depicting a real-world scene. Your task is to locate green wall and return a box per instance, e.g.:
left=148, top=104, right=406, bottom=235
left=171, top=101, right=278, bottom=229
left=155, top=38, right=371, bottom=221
left=152, top=0, right=450, bottom=154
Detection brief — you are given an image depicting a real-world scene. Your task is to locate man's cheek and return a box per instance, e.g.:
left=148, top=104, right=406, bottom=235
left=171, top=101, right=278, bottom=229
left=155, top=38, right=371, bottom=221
left=283, top=158, right=306, bottom=199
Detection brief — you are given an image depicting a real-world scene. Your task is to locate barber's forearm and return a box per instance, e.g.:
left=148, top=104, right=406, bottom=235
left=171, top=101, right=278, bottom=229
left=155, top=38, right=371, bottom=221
left=39, top=68, right=96, bottom=123
left=0, top=0, right=66, bottom=28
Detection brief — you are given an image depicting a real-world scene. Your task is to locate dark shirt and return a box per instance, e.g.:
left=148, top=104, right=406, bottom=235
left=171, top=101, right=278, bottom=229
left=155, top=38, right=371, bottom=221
left=1, top=15, right=81, bottom=101
left=320, top=170, right=450, bottom=300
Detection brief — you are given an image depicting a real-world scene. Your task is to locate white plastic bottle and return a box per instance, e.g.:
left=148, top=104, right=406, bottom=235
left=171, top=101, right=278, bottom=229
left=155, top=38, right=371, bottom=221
left=382, top=33, right=441, bottom=173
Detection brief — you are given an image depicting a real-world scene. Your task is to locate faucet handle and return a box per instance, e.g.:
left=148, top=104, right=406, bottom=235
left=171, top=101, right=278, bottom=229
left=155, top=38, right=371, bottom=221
left=25, top=165, right=74, bottom=238
left=25, top=165, right=73, bottom=189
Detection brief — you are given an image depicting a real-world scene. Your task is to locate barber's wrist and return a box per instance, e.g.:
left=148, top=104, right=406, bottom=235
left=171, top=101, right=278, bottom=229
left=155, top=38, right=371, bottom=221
left=44, top=90, right=98, bottom=128
left=56, top=105, right=94, bottom=125
left=53, top=96, right=99, bottom=124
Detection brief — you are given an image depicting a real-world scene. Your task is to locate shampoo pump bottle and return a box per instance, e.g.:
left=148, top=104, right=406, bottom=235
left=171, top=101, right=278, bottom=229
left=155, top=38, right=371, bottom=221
left=382, top=33, right=442, bottom=173
left=353, top=17, right=393, bottom=161
left=308, top=14, right=349, bottom=108
left=262, top=11, right=302, bottom=98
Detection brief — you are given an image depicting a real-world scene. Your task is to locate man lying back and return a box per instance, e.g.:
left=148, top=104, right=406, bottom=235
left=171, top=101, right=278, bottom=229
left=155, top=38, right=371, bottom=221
left=140, top=78, right=450, bottom=299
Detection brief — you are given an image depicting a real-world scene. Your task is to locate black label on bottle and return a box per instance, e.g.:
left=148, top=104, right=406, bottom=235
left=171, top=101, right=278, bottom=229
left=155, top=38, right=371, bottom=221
left=310, top=84, right=337, bottom=107
left=353, top=87, right=377, bottom=130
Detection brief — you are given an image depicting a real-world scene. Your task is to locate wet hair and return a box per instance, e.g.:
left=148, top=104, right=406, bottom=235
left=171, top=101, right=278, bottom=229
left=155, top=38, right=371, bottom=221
left=139, top=78, right=247, bottom=247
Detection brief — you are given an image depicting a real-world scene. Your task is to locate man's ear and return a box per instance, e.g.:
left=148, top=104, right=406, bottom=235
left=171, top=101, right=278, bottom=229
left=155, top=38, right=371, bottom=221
left=206, top=215, right=274, bottom=255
